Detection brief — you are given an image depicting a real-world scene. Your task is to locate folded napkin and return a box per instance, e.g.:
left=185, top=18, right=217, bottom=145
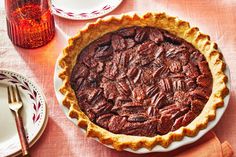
left=140, top=131, right=234, bottom=157
left=174, top=131, right=233, bottom=157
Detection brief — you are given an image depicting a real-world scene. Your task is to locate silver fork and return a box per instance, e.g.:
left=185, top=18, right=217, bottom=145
left=7, top=85, right=29, bottom=156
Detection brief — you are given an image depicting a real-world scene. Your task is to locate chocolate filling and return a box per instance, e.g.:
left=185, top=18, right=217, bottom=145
left=70, top=26, right=213, bottom=137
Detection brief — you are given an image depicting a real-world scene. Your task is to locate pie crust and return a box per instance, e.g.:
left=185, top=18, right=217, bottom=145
left=58, top=12, right=228, bottom=151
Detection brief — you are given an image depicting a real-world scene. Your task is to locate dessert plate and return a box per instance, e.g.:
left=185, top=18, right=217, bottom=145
left=54, top=52, right=230, bottom=153
left=0, top=69, right=48, bottom=157
left=51, top=0, right=123, bottom=20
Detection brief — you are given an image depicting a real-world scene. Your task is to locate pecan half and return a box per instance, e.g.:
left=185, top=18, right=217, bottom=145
left=153, top=57, right=164, bottom=67
left=127, top=66, right=139, bottom=79
left=127, top=114, right=148, bottom=122
left=159, top=78, right=172, bottom=92
left=169, top=61, right=182, bottom=73
left=163, top=31, right=182, bottom=45
left=178, top=51, right=189, bottom=65
left=117, top=80, right=131, bottom=96
left=183, top=63, right=199, bottom=78
left=88, top=71, right=97, bottom=83
left=185, top=78, right=197, bottom=90
left=120, top=52, right=130, bottom=68
left=103, top=63, right=119, bottom=80
left=191, top=99, right=204, bottom=114
left=198, top=61, right=211, bottom=75
left=96, top=62, right=105, bottom=73
left=153, top=66, right=170, bottom=78
left=152, top=92, right=166, bottom=109
left=146, top=84, right=159, bottom=97
left=118, top=102, right=145, bottom=116
left=96, top=114, right=113, bottom=129
left=147, top=106, right=159, bottom=117
left=71, top=64, right=89, bottom=81
left=171, top=107, right=189, bottom=120
left=108, top=116, right=127, bottom=133
left=112, top=51, right=121, bottom=65
left=142, top=69, right=154, bottom=85
left=149, top=28, right=164, bottom=43
left=160, top=106, right=180, bottom=116
left=111, top=34, right=126, bottom=51
left=94, top=45, right=113, bottom=60
left=157, top=114, right=174, bottom=135
left=134, top=28, right=147, bottom=43
left=87, top=88, right=102, bottom=102
left=96, top=33, right=111, bottom=46
left=71, top=78, right=84, bottom=91
left=122, top=119, right=157, bottom=137
left=85, top=109, right=96, bottom=122
left=190, top=51, right=204, bottom=63
left=182, top=111, right=196, bottom=126
left=92, top=100, right=113, bottom=116
left=82, top=56, right=98, bottom=68
left=173, top=80, right=186, bottom=91
left=154, top=45, right=165, bottom=58
left=132, top=86, right=146, bottom=102
left=102, top=82, right=119, bottom=101
left=171, top=116, right=184, bottom=131
left=190, top=88, right=210, bottom=101
left=137, top=41, right=155, bottom=55
left=133, top=69, right=142, bottom=84
left=160, top=103, right=179, bottom=112
left=165, top=47, right=185, bottom=58
left=197, top=74, right=212, bottom=87
left=174, top=91, right=190, bottom=106
left=141, top=55, right=155, bottom=66
left=118, top=27, right=136, bottom=37
left=126, top=38, right=136, bottom=49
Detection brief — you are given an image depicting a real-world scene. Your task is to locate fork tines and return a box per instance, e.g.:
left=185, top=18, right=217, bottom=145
left=7, top=85, right=22, bottom=104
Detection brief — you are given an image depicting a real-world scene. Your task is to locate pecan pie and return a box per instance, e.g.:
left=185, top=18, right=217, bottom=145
left=59, top=13, right=228, bottom=150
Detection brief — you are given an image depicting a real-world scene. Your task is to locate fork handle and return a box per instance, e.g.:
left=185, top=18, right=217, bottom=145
left=15, top=111, right=30, bottom=156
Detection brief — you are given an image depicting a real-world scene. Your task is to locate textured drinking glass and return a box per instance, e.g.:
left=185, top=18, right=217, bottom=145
left=5, top=0, right=55, bottom=48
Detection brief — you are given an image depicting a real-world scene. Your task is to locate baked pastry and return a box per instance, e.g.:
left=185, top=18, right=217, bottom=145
left=59, top=12, right=228, bottom=150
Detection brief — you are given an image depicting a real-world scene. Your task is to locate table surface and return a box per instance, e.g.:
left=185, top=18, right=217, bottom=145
left=0, top=0, right=235, bottom=156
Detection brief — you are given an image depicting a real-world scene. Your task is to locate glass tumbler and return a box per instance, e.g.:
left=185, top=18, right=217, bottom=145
left=5, top=0, right=55, bottom=48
